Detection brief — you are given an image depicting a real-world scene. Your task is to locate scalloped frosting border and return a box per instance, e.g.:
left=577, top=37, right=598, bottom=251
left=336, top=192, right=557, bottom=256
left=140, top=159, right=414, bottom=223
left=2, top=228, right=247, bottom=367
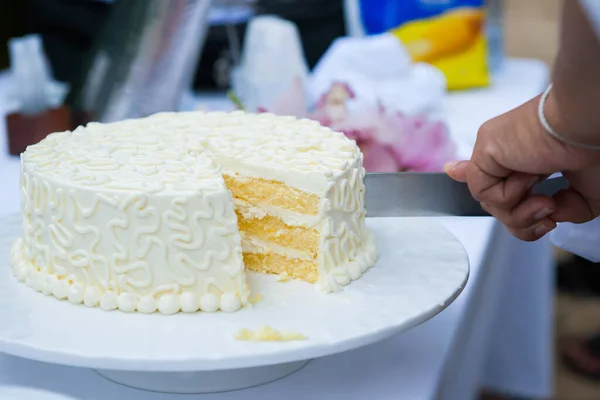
left=9, top=238, right=243, bottom=315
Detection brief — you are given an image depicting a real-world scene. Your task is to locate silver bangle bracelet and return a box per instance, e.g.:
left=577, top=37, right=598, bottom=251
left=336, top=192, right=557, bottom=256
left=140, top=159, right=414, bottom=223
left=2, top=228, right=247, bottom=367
left=538, top=83, right=600, bottom=150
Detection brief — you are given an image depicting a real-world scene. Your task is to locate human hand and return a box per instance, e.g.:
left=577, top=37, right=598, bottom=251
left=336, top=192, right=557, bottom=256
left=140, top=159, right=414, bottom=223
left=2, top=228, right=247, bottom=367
left=445, top=94, right=600, bottom=241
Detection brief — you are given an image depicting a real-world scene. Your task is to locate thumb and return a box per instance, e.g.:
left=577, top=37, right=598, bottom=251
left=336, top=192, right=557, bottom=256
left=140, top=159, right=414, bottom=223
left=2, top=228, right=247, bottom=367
left=552, top=189, right=597, bottom=223
left=551, top=167, right=600, bottom=223
left=444, top=160, right=469, bottom=183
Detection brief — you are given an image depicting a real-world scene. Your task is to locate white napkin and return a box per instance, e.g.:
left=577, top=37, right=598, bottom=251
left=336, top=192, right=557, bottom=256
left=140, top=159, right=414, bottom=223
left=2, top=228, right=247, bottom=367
left=551, top=219, right=600, bottom=263
left=309, top=33, right=446, bottom=115
left=8, top=34, right=68, bottom=115
left=231, top=15, right=309, bottom=113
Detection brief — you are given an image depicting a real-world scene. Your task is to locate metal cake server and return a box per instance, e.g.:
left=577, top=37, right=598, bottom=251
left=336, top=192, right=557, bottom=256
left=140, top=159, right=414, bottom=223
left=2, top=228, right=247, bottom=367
left=365, top=172, right=569, bottom=217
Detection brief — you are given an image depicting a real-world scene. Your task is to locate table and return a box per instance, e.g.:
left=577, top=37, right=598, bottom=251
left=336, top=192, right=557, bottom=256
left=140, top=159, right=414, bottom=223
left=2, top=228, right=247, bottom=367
left=0, top=58, right=553, bottom=400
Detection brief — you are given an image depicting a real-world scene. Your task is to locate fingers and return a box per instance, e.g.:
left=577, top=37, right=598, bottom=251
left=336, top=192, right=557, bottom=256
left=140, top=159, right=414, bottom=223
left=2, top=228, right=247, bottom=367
left=444, top=161, right=544, bottom=211
left=552, top=189, right=595, bottom=223
left=444, top=160, right=468, bottom=182
left=443, top=96, right=600, bottom=242
left=443, top=112, right=563, bottom=241
left=555, top=168, right=600, bottom=223
left=508, top=218, right=557, bottom=242
left=466, top=120, right=514, bottom=199
left=473, top=170, right=541, bottom=208
left=447, top=123, right=538, bottom=208
left=445, top=153, right=557, bottom=241
left=482, top=194, right=557, bottom=241
left=482, top=195, right=555, bottom=229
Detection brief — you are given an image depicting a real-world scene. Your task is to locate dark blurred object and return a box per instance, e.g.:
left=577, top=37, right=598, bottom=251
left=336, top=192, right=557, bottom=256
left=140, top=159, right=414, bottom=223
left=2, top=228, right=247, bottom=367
left=256, top=0, right=345, bottom=68
left=557, top=255, right=600, bottom=297
left=13, top=0, right=343, bottom=97
left=26, top=0, right=110, bottom=82
left=192, top=0, right=251, bottom=89
left=6, top=107, right=71, bottom=155
left=5, top=34, right=72, bottom=155
left=193, top=0, right=345, bottom=89
left=66, top=0, right=212, bottom=124
left=0, top=2, right=27, bottom=70
left=193, top=23, right=247, bottom=90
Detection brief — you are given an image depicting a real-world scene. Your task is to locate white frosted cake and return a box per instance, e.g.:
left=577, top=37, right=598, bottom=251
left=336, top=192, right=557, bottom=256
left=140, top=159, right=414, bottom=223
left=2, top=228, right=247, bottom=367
left=10, top=111, right=377, bottom=314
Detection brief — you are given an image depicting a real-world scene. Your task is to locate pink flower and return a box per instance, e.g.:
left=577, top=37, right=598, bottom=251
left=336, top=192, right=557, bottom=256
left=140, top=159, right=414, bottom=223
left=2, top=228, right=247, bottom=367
left=248, top=82, right=456, bottom=173
left=388, top=113, right=457, bottom=172
left=322, top=107, right=455, bottom=172
left=321, top=110, right=403, bottom=172
left=361, top=141, right=399, bottom=172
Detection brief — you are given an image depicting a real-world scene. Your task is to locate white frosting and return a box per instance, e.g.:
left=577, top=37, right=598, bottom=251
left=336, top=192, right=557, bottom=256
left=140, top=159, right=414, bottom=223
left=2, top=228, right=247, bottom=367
left=171, top=111, right=359, bottom=196
left=42, top=275, right=58, bottom=295
left=241, top=235, right=313, bottom=260
left=137, top=295, right=158, bottom=314
left=11, top=110, right=377, bottom=313
left=157, top=294, right=180, bottom=315
left=199, top=293, right=220, bottom=313
left=234, top=199, right=322, bottom=228
left=220, top=292, right=242, bottom=312
left=117, top=293, right=138, bottom=313
left=83, top=286, right=101, bottom=307
left=52, top=280, right=68, bottom=300
left=180, top=292, right=199, bottom=313
left=68, top=282, right=85, bottom=304
left=100, top=291, right=117, bottom=311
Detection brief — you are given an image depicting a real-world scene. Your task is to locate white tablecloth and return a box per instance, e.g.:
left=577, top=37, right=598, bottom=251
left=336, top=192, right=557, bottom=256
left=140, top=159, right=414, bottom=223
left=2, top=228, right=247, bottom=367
left=0, top=58, right=553, bottom=400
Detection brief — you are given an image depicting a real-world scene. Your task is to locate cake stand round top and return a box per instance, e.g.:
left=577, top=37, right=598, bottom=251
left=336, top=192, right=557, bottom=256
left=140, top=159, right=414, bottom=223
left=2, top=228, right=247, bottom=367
left=0, top=214, right=468, bottom=372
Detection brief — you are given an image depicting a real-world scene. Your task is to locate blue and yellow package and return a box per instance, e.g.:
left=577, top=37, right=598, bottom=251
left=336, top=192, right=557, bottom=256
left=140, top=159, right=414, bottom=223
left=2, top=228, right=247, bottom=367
left=356, top=0, right=490, bottom=90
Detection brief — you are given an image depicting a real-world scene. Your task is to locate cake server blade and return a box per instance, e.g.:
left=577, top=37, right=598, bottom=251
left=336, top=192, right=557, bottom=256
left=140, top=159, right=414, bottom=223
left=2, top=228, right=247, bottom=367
left=364, top=172, right=568, bottom=217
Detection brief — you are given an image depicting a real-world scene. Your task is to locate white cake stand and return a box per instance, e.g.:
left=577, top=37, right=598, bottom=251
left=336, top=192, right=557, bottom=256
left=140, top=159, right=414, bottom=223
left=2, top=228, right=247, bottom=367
left=0, top=213, right=469, bottom=394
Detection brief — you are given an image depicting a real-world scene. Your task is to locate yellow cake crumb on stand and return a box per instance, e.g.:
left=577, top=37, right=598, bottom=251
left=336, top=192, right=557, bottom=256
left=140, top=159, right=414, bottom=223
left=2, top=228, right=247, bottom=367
left=248, top=293, right=263, bottom=304
left=276, top=272, right=291, bottom=282
left=234, top=326, right=307, bottom=342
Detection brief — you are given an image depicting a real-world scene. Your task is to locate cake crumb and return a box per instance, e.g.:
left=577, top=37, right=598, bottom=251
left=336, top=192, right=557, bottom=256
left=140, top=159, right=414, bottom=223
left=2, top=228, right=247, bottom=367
left=234, top=328, right=255, bottom=341
left=249, top=293, right=263, bottom=304
left=276, top=272, right=291, bottom=282
left=234, top=325, right=307, bottom=342
left=338, top=295, right=353, bottom=304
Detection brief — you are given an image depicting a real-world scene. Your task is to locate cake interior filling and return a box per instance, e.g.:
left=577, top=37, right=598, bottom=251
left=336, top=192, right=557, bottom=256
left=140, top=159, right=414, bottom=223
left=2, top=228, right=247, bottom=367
left=223, top=173, right=320, bottom=283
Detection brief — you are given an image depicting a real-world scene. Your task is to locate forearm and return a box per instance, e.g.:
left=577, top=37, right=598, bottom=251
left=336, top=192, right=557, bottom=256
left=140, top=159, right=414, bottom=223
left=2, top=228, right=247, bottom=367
left=546, top=0, right=600, bottom=146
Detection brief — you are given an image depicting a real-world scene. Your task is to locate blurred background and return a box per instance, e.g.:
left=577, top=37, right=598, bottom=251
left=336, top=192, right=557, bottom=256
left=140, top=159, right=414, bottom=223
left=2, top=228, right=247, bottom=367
left=0, top=0, right=562, bottom=83
left=1, top=0, right=599, bottom=399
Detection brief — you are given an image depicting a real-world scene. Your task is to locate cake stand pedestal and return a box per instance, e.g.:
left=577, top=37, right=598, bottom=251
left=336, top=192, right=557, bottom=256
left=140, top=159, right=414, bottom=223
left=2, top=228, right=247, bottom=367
left=96, top=361, right=310, bottom=393
left=0, top=214, right=469, bottom=394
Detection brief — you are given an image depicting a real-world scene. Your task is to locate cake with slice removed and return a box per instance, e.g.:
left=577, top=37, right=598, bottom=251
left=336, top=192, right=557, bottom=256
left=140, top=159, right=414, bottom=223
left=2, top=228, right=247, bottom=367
left=10, top=111, right=377, bottom=314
